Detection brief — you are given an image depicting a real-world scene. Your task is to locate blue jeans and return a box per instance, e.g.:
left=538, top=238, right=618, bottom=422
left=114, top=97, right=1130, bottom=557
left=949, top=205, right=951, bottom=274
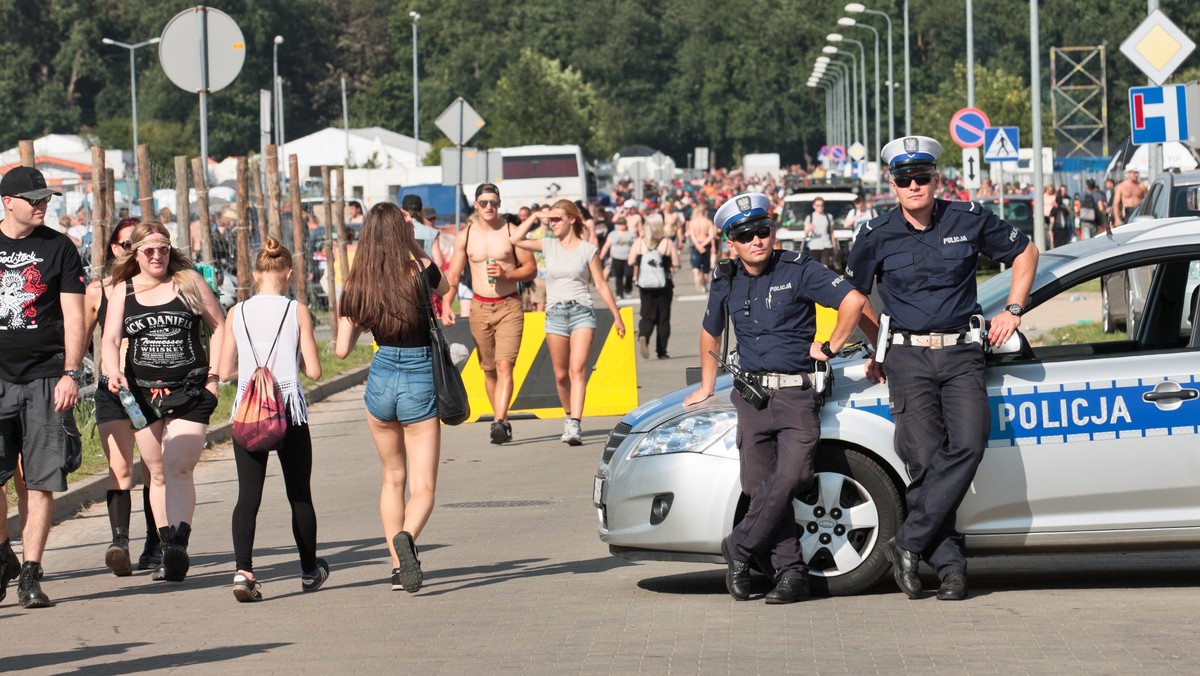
left=364, top=346, right=437, bottom=425
left=545, top=301, right=597, bottom=337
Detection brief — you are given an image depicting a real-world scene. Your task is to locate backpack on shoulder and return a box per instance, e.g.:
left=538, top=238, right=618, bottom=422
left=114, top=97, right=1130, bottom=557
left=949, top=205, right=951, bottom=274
left=637, top=241, right=668, bottom=289
left=232, top=301, right=293, bottom=453
left=1080, top=192, right=1098, bottom=223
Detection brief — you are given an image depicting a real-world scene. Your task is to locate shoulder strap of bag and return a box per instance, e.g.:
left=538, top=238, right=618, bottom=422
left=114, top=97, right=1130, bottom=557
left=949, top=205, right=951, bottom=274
left=241, top=299, right=294, bottom=369
left=413, top=256, right=439, bottom=327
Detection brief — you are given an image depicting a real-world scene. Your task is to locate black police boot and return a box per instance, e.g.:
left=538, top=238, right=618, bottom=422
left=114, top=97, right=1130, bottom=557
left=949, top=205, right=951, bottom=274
left=937, top=570, right=968, bottom=601
left=883, top=537, right=923, bottom=599
left=764, top=575, right=811, bottom=605
left=105, top=527, right=133, bottom=577
left=0, top=539, right=20, bottom=603
left=162, top=522, right=191, bottom=582
left=17, top=561, right=51, bottom=608
left=152, top=527, right=173, bottom=581
left=720, top=536, right=752, bottom=601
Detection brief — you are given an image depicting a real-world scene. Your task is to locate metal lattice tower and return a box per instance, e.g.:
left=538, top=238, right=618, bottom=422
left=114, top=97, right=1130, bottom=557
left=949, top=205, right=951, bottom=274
left=1050, top=46, right=1108, bottom=157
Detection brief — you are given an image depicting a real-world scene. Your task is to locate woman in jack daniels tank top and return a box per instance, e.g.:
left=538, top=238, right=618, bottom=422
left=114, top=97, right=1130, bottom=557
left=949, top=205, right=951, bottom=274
left=100, top=221, right=225, bottom=583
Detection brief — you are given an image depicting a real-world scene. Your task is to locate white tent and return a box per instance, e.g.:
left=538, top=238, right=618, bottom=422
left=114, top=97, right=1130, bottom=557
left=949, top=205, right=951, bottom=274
left=1112, top=142, right=1199, bottom=174
left=281, top=127, right=431, bottom=178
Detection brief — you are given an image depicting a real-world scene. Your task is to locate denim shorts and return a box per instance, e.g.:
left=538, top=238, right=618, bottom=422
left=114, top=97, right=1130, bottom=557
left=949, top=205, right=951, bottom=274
left=545, top=301, right=597, bottom=337
left=364, top=346, right=438, bottom=425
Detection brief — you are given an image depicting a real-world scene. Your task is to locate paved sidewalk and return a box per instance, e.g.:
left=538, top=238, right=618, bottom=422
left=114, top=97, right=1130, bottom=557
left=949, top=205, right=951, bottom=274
left=4, top=285, right=1200, bottom=674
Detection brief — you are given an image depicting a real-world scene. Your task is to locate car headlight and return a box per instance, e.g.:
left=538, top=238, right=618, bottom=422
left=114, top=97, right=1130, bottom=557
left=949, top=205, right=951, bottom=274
left=631, top=410, right=738, bottom=457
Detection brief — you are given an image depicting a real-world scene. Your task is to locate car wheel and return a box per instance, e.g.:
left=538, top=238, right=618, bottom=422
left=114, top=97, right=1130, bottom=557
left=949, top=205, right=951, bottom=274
left=1101, top=284, right=1115, bottom=334
left=794, top=447, right=904, bottom=596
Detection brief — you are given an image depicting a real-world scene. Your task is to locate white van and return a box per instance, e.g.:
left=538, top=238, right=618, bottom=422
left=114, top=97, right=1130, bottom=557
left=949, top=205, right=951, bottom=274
left=468, top=144, right=596, bottom=210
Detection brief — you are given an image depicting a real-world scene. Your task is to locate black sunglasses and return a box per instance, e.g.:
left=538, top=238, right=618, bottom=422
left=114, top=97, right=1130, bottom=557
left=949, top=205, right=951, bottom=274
left=17, top=195, right=53, bottom=207
left=893, top=173, right=936, bottom=188
left=730, top=225, right=773, bottom=244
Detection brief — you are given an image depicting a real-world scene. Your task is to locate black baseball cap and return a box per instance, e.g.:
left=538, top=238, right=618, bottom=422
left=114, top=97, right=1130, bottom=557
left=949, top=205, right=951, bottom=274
left=1, top=166, right=62, bottom=200
left=402, top=194, right=423, bottom=211
left=475, top=183, right=500, bottom=199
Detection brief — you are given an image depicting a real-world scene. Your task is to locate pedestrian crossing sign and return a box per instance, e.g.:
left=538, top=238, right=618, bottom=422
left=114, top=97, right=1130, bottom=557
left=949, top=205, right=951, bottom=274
left=984, top=127, right=1019, bottom=162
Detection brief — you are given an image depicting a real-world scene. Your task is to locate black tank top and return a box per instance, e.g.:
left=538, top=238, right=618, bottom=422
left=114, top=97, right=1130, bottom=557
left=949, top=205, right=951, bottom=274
left=121, top=279, right=206, bottom=385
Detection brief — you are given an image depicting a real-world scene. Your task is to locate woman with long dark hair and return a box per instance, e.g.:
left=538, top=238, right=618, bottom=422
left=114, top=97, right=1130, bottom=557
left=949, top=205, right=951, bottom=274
left=100, top=221, right=225, bottom=582
left=335, top=202, right=449, bottom=593
left=510, top=199, right=625, bottom=444
left=85, top=217, right=163, bottom=576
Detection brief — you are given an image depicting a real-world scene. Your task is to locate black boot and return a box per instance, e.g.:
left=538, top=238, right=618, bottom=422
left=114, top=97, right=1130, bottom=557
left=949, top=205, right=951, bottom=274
left=105, top=527, right=133, bottom=577
left=0, top=539, right=19, bottom=603
left=152, top=527, right=172, bottom=581
left=138, top=486, right=161, bottom=570
left=162, top=522, right=191, bottom=582
left=17, top=561, right=51, bottom=608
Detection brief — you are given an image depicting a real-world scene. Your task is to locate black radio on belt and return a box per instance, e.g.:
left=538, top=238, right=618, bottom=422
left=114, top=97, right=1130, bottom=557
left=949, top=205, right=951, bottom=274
left=708, top=350, right=771, bottom=410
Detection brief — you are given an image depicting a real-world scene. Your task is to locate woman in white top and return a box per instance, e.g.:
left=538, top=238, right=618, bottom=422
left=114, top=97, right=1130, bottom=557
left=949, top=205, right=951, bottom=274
left=511, top=199, right=625, bottom=445
left=218, top=238, right=325, bottom=602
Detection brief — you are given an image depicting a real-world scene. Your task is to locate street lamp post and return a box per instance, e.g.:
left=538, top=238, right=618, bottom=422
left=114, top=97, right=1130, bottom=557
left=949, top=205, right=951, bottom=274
left=904, top=0, right=911, bottom=135
left=845, top=3, right=895, bottom=142
left=829, top=34, right=868, bottom=153
left=827, top=56, right=855, bottom=147
left=411, top=12, right=421, bottom=165
left=101, top=35, right=161, bottom=187
left=273, top=35, right=284, bottom=188
left=840, top=17, right=881, bottom=189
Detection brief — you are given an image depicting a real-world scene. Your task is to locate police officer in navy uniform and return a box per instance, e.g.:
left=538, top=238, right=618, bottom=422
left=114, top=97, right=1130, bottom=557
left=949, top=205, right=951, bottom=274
left=845, top=136, right=1039, bottom=600
left=684, top=193, right=867, bottom=604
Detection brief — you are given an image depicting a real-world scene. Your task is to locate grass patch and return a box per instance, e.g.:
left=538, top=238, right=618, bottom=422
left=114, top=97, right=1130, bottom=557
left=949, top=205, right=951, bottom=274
left=1037, top=321, right=1126, bottom=346
left=5, top=341, right=375, bottom=510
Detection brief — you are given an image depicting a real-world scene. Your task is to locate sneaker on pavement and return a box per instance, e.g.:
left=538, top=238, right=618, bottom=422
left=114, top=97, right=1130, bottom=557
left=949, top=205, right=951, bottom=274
left=564, top=418, right=582, bottom=446
left=301, top=558, right=330, bottom=593
left=490, top=420, right=513, bottom=444
left=392, top=531, right=423, bottom=593
left=17, top=562, right=51, bottom=609
left=560, top=418, right=572, bottom=442
left=637, top=336, right=650, bottom=359
left=232, top=572, right=263, bottom=603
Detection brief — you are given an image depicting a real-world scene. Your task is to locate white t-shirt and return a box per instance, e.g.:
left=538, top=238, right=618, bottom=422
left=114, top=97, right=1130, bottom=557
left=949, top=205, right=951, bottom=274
left=805, top=212, right=833, bottom=250
left=543, top=239, right=598, bottom=308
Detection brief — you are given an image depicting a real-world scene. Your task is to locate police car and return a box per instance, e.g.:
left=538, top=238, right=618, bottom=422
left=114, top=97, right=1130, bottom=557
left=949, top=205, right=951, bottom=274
left=595, top=205, right=1200, bottom=596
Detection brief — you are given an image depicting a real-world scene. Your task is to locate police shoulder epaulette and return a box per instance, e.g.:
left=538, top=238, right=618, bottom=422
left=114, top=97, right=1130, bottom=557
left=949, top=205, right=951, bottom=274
left=950, top=200, right=981, bottom=213
left=780, top=250, right=805, bottom=265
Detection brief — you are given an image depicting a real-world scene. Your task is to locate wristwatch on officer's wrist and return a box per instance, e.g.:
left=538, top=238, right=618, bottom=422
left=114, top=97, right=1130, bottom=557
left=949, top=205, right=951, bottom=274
left=820, top=341, right=837, bottom=359
left=1005, top=303, right=1024, bottom=316
left=63, top=369, right=84, bottom=382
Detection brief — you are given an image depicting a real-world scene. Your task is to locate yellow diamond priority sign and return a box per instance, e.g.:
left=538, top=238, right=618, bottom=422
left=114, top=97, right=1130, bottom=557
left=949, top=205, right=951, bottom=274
left=1120, top=9, right=1195, bottom=86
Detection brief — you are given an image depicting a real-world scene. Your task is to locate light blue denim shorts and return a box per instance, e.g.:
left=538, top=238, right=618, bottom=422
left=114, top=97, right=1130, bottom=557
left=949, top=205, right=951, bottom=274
left=364, top=346, right=437, bottom=425
left=545, top=301, right=597, bottom=337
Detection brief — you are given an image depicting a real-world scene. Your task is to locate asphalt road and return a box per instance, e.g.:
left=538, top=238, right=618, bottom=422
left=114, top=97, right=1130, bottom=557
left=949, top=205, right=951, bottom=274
left=5, top=271, right=1200, bottom=674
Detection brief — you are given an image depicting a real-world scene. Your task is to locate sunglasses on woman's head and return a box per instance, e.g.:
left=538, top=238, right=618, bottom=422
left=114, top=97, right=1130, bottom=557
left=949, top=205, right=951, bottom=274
left=730, top=225, right=773, bottom=244
left=893, top=173, right=936, bottom=188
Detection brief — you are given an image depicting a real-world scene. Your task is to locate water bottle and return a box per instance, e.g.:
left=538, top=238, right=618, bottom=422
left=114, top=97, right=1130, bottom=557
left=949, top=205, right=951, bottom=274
left=119, top=388, right=149, bottom=429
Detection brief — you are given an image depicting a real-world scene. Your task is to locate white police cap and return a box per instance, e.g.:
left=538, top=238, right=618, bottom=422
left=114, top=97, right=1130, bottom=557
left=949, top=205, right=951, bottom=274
left=714, top=192, right=772, bottom=236
left=880, top=135, right=942, bottom=175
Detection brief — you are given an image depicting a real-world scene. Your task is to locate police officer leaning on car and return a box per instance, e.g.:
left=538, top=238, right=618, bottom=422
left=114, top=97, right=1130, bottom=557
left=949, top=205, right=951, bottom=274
left=845, top=135, right=1039, bottom=601
left=683, top=192, right=868, bottom=604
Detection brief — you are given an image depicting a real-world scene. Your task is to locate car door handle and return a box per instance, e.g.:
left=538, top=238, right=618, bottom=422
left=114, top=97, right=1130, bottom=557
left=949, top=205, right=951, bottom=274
left=1143, top=388, right=1199, bottom=403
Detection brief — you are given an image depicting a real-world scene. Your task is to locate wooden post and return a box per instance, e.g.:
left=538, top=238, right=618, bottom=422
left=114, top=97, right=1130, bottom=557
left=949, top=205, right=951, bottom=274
left=289, top=154, right=306, bottom=303
left=265, top=145, right=283, bottom=241
left=191, top=157, right=213, bottom=263
left=235, top=157, right=252, bottom=303
left=251, top=160, right=267, bottom=246
left=174, top=156, right=191, bottom=256
left=321, top=166, right=337, bottom=342
left=334, top=167, right=350, bottom=313
left=19, top=140, right=34, bottom=167
left=137, top=144, right=154, bottom=220
left=89, top=147, right=107, bottom=282
left=104, top=169, right=116, bottom=231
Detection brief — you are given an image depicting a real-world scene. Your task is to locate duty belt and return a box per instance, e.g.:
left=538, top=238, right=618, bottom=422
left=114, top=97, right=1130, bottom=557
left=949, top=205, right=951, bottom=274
left=750, top=372, right=813, bottom=390
left=890, top=331, right=968, bottom=349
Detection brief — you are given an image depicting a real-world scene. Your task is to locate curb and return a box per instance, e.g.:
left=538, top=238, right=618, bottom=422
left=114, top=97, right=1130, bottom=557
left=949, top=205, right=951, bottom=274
left=5, top=364, right=371, bottom=536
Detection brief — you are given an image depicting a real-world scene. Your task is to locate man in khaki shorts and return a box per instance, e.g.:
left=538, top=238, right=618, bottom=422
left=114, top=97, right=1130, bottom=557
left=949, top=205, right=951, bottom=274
left=443, top=184, right=537, bottom=443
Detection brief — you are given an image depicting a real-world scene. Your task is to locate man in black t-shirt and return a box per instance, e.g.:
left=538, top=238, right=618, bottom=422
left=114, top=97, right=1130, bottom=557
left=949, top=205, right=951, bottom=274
left=0, top=167, right=87, bottom=609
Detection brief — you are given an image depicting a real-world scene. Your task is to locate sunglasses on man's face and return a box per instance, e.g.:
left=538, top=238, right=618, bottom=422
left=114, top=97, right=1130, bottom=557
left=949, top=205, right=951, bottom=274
left=477, top=199, right=500, bottom=209
left=730, top=225, right=773, bottom=244
left=18, top=195, right=53, bottom=207
left=893, top=173, right=936, bottom=188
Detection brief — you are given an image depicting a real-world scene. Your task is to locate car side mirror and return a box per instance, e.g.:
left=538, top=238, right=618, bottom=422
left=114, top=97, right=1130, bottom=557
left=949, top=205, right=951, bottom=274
left=987, top=329, right=1026, bottom=356
left=1187, top=186, right=1200, bottom=213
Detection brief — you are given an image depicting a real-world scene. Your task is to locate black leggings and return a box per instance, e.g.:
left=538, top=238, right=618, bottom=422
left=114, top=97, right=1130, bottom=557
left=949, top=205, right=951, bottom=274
left=231, top=422, right=318, bottom=574
left=610, top=258, right=634, bottom=297
left=638, top=286, right=674, bottom=357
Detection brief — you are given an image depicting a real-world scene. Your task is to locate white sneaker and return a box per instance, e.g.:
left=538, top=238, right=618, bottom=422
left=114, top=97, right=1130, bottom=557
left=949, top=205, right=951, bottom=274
left=564, top=419, right=582, bottom=446
left=560, top=418, right=572, bottom=442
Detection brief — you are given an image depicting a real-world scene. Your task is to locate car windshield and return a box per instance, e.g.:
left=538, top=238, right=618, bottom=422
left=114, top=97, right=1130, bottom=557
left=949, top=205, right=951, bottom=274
left=978, top=252, right=1072, bottom=313
left=781, top=200, right=857, bottom=228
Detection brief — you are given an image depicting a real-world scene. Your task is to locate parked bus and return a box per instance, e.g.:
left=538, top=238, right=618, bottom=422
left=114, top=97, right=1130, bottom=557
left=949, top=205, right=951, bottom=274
left=468, top=145, right=596, bottom=210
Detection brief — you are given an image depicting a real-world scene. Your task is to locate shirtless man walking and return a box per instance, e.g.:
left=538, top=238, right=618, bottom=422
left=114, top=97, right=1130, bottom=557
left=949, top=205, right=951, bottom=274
left=685, top=209, right=718, bottom=292
left=443, top=184, right=537, bottom=444
left=1111, top=168, right=1147, bottom=226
